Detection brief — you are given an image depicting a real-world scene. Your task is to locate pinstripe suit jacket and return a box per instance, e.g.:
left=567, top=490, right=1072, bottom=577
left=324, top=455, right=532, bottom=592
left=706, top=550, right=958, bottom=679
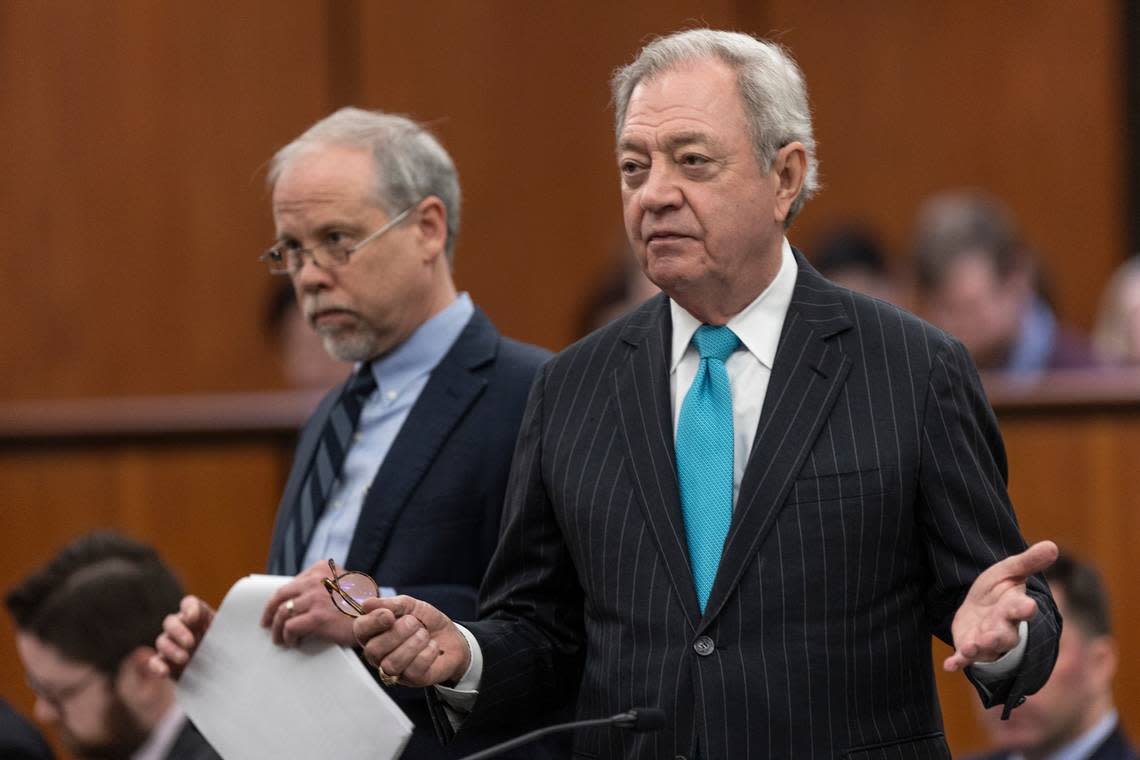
left=458, top=253, right=1060, bottom=759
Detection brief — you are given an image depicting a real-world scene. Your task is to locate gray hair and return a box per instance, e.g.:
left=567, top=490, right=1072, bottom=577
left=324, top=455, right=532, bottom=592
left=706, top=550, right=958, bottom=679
left=611, top=29, right=819, bottom=225
left=268, top=107, right=462, bottom=262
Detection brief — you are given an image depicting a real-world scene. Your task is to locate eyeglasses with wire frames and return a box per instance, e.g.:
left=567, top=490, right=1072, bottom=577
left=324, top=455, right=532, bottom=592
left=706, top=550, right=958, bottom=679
left=259, top=204, right=417, bottom=275
left=322, top=559, right=380, bottom=617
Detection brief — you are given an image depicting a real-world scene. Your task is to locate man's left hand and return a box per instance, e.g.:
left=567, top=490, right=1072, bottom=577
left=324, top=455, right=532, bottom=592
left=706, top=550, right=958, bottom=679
left=261, top=560, right=357, bottom=648
left=943, top=540, right=1058, bottom=672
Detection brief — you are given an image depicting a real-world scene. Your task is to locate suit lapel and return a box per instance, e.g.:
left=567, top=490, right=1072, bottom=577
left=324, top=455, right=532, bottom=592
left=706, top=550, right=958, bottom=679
left=615, top=295, right=702, bottom=627
left=703, top=255, right=854, bottom=623
left=344, top=310, right=496, bottom=573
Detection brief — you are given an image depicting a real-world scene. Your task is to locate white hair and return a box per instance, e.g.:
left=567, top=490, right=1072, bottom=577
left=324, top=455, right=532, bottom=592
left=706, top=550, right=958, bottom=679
left=611, top=29, right=820, bottom=225
left=268, top=107, right=462, bottom=261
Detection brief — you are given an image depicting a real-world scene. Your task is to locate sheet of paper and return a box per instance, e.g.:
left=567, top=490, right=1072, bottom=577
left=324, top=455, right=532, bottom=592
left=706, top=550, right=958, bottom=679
left=176, top=574, right=413, bottom=760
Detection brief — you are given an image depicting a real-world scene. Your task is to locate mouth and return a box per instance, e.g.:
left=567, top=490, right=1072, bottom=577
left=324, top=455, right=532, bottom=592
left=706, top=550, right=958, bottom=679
left=308, top=307, right=357, bottom=329
left=645, top=232, right=696, bottom=248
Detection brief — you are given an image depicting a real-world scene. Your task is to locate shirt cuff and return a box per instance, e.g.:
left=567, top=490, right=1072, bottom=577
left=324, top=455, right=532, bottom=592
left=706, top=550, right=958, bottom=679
left=433, top=624, right=483, bottom=729
left=969, top=619, right=1028, bottom=693
left=379, top=586, right=397, bottom=597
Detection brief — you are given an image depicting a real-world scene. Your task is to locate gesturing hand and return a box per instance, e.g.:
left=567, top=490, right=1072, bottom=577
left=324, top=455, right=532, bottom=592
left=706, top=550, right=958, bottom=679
left=943, top=540, right=1058, bottom=672
left=353, top=596, right=470, bottom=688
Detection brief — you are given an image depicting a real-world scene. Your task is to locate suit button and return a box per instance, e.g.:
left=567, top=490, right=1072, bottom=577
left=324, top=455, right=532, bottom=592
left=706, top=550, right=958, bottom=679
left=674, top=756, right=686, bottom=760
left=693, top=636, right=714, bottom=656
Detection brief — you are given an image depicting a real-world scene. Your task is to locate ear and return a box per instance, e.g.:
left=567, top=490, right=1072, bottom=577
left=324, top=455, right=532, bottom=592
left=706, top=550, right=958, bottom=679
left=771, top=142, right=807, bottom=224
left=1086, top=636, right=1118, bottom=690
left=116, top=646, right=162, bottom=694
left=412, top=196, right=448, bottom=263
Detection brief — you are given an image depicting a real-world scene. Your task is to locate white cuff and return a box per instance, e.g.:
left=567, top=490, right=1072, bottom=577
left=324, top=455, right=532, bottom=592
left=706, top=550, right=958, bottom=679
left=434, top=624, right=483, bottom=728
left=970, top=619, right=1028, bottom=687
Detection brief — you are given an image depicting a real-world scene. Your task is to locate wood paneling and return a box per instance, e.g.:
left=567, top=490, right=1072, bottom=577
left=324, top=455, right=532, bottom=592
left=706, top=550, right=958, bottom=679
left=745, top=1, right=1126, bottom=331
left=0, top=1, right=330, bottom=400
left=0, top=2, right=1133, bottom=756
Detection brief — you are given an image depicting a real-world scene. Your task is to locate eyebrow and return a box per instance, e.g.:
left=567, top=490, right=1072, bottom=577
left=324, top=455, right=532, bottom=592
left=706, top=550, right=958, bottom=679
left=618, top=129, right=716, bottom=154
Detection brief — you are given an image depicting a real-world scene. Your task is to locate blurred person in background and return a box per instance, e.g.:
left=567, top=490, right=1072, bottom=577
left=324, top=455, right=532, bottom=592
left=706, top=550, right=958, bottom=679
left=576, top=243, right=661, bottom=337
left=913, top=191, right=1096, bottom=373
left=811, top=223, right=909, bottom=307
left=1092, top=257, right=1140, bottom=366
left=265, top=279, right=352, bottom=390
left=6, top=532, right=219, bottom=760
left=969, top=551, right=1136, bottom=760
left=0, top=697, right=54, bottom=760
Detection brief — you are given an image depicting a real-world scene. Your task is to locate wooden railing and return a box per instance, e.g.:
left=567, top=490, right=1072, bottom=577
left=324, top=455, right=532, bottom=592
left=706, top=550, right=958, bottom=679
left=3, top=374, right=1140, bottom=757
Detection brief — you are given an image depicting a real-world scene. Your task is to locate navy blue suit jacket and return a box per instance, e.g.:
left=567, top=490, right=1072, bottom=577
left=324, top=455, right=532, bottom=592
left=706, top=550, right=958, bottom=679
left=0, top=698, right=52, bottom=760
left=267, top=307, right=554, bottom=759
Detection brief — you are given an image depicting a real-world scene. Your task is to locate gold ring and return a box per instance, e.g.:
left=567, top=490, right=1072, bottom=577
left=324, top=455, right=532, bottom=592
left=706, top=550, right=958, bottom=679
left=377, top=666, right=399, bottom=687
left=285, top=599, right=296, bottom=616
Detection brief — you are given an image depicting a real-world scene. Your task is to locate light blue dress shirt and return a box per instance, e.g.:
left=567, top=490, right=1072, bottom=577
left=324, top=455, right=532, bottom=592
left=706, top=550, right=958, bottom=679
left=300, top=292, right=476, bottom=592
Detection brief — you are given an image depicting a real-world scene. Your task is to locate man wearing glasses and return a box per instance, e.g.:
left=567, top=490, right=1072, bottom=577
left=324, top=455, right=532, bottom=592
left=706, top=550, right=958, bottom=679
left=6, top=532, right=220, bottom=760
left=151, top=108, right=553, bottom=757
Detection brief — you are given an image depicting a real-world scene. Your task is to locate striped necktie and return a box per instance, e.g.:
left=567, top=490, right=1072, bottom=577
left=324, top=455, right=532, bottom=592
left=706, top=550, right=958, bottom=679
left=676, top=325, right=740, bottom=611
left=274, top=363, right=377, bottom=575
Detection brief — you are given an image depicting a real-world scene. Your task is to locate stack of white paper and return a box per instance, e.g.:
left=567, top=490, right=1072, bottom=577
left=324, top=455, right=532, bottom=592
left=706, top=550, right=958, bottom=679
left=176, top=574, right=413, bottom=760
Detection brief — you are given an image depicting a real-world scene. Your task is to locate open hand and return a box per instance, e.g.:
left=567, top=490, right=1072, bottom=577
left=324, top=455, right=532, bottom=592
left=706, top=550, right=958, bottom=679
left=943, top=540, right=1058, bottom=672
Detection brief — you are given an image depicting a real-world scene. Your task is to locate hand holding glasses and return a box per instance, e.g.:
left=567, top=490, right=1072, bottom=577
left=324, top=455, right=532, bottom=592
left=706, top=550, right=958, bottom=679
left=322, top=559, right=408, bottom=686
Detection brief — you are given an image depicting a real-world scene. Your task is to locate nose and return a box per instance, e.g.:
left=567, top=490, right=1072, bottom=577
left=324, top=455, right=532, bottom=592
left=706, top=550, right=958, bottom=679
left=291, top=253, right=334, bottom=293
left=33, top=696, right=58, bottom=724
left=639, top=162, right=683, bottom=213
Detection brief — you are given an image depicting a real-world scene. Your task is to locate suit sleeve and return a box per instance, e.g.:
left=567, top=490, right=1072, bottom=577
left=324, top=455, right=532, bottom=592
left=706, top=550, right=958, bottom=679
left=458, top=363, right=585, bottom=730
left=915, top=336, right=1061, bottom=717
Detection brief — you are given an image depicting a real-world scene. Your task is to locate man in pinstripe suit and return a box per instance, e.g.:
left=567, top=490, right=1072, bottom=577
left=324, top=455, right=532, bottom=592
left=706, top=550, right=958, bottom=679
left=354, top=30, right=1062, bottom=759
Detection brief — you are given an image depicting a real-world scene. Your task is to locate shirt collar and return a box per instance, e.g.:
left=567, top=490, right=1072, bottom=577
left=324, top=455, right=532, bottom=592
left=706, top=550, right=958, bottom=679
left=359, top=292, right=474, bottom=394
left=670, top=239, right=797, bottom=372
left=1010, top=710, right=1119, bottom=760
left=130, top=703, right=185, bottom=760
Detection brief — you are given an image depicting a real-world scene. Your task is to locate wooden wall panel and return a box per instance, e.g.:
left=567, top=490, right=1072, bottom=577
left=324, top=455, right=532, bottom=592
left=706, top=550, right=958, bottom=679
left=347, top=1, right=742, bottom=352
left=0, top=1, right=330, bottom=400
left=745, top=1, right=1125, bottom=331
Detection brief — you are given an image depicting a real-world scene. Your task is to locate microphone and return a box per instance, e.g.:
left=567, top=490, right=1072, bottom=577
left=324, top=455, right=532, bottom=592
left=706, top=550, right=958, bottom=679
left=458, top=707, right=666, bottom=760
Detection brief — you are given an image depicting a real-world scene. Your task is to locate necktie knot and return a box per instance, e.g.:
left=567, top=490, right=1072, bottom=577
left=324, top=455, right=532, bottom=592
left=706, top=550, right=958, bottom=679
left=348, top=362, right=378, bottom=398
left=692, top=325, right=740, bottom=363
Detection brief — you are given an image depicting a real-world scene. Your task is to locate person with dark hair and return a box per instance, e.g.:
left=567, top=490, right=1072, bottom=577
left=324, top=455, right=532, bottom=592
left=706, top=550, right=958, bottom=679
left=0, top=697, right=54, bottom=760
left=812, top=224, right=906, bottom=306
left=970, top=552, right=1137, bottom=760
left=913, top=191, right=1096, bottom=373
left=6, top=532, right=218, bottom=760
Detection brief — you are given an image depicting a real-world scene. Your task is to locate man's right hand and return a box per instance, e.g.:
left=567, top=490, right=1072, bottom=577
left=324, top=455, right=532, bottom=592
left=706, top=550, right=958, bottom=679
left=150, top=594, right=215, bottom=679
left=353, top=596, right=470, bottom=687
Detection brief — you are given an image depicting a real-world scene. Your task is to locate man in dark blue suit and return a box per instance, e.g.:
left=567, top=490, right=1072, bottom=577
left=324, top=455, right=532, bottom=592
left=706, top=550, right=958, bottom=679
left=970, top=552, right=1137, bottom=760
left=152, top=108, right=551, bottom=758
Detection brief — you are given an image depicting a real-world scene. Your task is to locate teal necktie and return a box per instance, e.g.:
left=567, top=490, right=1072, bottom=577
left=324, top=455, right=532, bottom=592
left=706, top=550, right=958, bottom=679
left=676, top=325, right=740, bottom=611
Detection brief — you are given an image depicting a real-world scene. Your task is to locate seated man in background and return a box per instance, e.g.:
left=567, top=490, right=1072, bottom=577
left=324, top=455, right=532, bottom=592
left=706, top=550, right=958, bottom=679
left=6, top=532, right=219, bottom=760
left=0, top=697, right=54, bottom=760
left=913, top=191, right=1096, bottom=373
left=970, top=551, right=1137, bottom=760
